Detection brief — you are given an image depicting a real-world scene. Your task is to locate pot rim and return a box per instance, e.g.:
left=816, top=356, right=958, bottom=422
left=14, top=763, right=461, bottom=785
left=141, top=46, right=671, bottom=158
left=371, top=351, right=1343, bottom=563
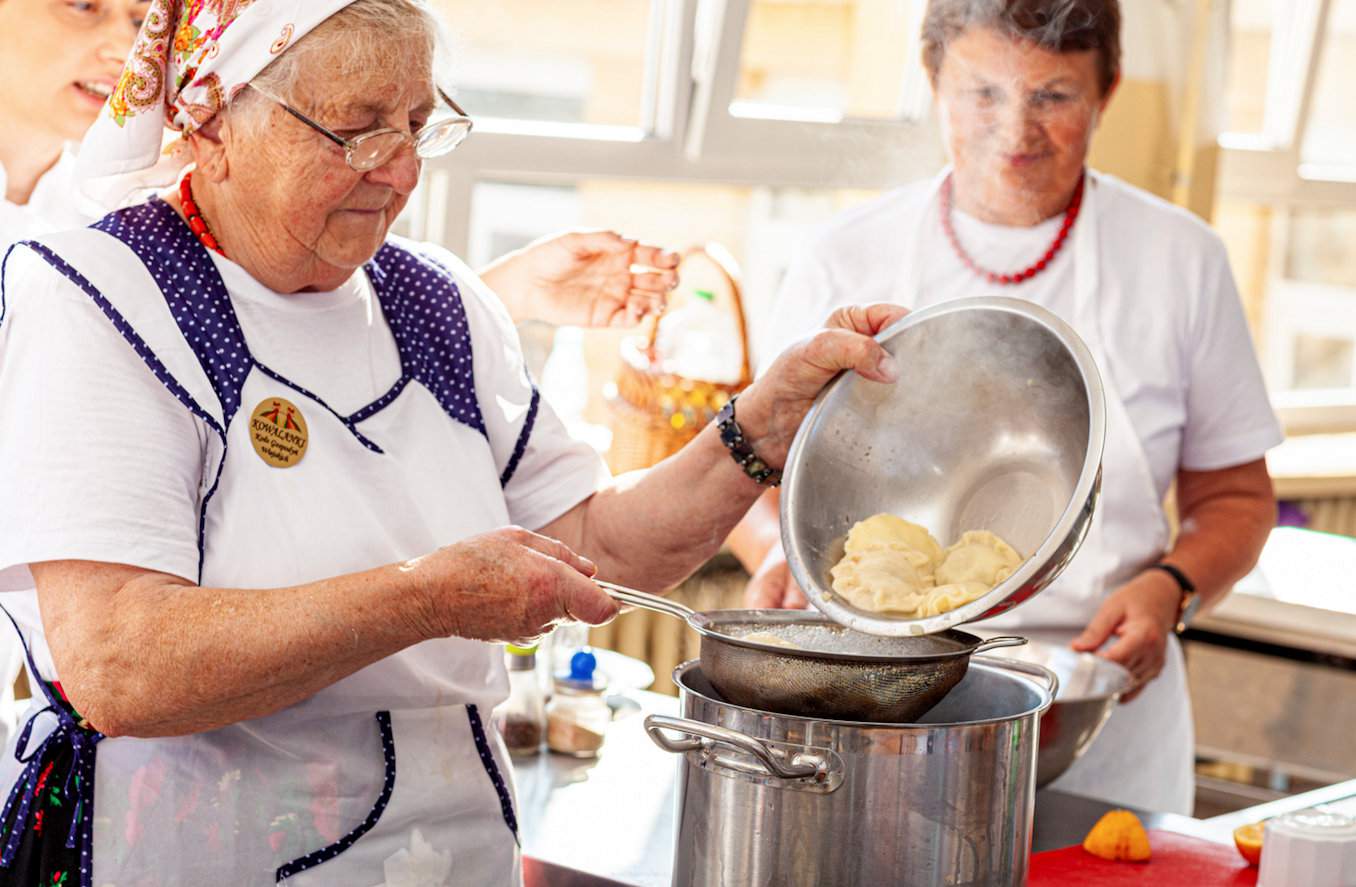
left=673, top=656, right=1055, bottom=729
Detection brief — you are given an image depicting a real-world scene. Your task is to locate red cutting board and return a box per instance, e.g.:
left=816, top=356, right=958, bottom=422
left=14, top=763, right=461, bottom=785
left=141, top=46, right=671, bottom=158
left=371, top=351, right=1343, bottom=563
left=1029, top=830, right=1258, bottom=886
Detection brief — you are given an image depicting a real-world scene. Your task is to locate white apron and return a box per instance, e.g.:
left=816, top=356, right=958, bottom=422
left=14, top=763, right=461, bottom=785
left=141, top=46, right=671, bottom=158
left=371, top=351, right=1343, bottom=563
left=0, top=199, right=530, bottom=885
left=896, top=170, right=1195, bottom=814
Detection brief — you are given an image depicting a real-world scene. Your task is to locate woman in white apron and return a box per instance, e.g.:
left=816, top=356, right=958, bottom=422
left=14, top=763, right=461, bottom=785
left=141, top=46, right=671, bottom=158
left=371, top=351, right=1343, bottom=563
left=732, top=0, right=1281, bottom=815
left=0, top=2, right=905, bottom=884
left=0, top=0, right=672, bottom=764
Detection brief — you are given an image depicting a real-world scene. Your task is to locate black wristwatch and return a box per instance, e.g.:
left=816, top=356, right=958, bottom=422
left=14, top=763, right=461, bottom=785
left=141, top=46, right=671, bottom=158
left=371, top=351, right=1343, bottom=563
left=715, top=395, right=782, bottom=487
left=1151, top=562, right=1199, bottom=634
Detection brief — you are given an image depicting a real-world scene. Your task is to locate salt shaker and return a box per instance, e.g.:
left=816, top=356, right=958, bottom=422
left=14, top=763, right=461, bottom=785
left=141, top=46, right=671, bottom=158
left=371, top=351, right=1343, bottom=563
left=495, top=644, right=546, bottom=757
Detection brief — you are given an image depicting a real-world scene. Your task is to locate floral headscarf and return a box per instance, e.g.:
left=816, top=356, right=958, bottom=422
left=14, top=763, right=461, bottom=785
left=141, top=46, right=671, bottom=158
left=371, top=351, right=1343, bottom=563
left=78, top=0, right=356, bottom=200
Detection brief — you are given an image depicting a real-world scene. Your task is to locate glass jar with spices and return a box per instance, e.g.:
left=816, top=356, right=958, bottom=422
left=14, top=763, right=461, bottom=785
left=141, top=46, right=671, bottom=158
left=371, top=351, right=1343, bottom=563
left=546, top=650, right=610, bottom=758
left=495, top=644, right=546, bottom=757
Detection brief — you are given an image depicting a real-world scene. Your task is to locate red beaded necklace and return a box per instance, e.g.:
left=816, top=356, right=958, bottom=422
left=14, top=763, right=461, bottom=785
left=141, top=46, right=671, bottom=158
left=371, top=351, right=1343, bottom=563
left=940, top=172, right=1084, bottom=286
left=179, top=172, right=226, bottom=257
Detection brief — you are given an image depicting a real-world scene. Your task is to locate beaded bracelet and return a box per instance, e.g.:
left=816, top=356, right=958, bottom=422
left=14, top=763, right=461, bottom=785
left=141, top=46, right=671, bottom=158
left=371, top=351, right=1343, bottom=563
left=716, top=395, right=782, bottom=487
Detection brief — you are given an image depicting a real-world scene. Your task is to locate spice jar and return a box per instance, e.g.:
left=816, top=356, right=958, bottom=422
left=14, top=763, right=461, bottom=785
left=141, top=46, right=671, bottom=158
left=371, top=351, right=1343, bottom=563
left=546, top=650, right=610, bottom=758
left=495, top=644, right=546, bottom=757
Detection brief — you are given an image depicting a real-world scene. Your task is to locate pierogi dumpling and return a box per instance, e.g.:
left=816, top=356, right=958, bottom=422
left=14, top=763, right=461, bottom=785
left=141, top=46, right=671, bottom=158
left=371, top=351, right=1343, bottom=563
left=842, top=513, right=943, bottom=573
left=829, top=545, right=933, bottom=615
left=935, top=531, right=1022, bottom=588
left=918, top=582, right=991, bottom=617
left=740, top=631, right=802, bottom=650
left=829, top=517, right=1023, bottom=618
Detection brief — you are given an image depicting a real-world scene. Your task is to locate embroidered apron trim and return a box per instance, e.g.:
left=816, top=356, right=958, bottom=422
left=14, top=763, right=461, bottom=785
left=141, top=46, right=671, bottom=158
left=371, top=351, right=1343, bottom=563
left=465, top=705, right=518, bottom=843
left=499, top=387, right=540, bottom=488
left=15, top=238, right=232, bottom=582
left=274, top=711, right=396, bottom=883
left=0, top=607, right=104, bottom=887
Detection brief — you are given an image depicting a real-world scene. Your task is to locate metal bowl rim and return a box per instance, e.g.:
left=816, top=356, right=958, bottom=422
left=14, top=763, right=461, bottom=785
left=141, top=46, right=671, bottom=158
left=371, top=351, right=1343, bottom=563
left=691, top=609, right=987, bottom=663
left=780, top=296, right=1107, bottom=637
left=673, top=657, right=1054, bottom=728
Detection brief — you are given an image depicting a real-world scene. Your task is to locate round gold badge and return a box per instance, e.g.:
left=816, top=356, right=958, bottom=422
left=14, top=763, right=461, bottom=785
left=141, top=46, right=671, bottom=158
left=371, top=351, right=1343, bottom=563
left=249, top=397, right=309, bottom=468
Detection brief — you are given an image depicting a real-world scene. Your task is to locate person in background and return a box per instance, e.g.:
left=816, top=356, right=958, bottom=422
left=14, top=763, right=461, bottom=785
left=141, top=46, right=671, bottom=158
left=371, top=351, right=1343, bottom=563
left=730, top=0, right=1280, bottom=815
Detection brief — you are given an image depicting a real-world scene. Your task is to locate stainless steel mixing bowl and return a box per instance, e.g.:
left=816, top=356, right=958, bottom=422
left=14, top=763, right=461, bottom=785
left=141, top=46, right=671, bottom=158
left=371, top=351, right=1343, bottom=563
left=976, top=633, right=1133, bottom=786
left=781, top=297, right=1106, bottom=637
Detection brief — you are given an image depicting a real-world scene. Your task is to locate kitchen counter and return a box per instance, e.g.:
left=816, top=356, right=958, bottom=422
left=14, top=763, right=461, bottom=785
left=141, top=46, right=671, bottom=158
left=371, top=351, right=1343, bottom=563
left=517, top=689, right=1355, bottom=886
left=1190, top=527, right=1356, bottom=662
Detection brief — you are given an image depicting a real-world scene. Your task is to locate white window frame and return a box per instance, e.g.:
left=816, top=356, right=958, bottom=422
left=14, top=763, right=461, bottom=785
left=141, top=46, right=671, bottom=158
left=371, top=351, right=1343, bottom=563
left=406, top=0, right=945, bottom=255
left=1217, top=0, right=1356, bottom=431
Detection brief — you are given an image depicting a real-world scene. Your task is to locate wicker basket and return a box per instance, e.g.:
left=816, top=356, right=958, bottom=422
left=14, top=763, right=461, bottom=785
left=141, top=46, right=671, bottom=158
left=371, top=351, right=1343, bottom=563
left=605, top=245, right=752, bottom=474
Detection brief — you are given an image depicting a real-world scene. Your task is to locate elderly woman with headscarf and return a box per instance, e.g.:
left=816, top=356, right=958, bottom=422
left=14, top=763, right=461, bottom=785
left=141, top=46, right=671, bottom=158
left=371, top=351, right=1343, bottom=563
left=0, top=2, right=904, bottom=884
left=732, top=0, right=1281, bottom=815
left=0, top=0, right=674, bottom=753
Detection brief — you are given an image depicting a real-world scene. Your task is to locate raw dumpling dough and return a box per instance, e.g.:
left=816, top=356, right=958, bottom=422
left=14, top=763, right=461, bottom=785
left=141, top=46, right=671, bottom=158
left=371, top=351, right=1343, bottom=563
left=935, top=531, right=1022, bottom=588
left=740, top=631, right=802, bottom=650
left=829, top=516, right=1023, bottom=618
left=830, top=515, right=946, bottom=614
left=830, top=545, right=934, bottom=615
left=843, top=514, right=944, bottom=568
left=918, top=582, right=991, bottom=617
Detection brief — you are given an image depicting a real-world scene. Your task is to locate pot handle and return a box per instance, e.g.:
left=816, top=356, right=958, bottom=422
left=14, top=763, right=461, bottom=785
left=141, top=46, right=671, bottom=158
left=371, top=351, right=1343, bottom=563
left=972, top=635, right=1027, bottom=655
left=644, top=714, right=833, bottom=783
left=975, top=656, right=1061, bottom=700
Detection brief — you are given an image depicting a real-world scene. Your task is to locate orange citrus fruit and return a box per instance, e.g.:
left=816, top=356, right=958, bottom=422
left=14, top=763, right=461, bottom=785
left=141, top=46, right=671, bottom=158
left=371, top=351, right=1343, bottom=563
left=1084, top=810, right=1152, bottom=862
left=1234, top=822, right=1264, bottom=866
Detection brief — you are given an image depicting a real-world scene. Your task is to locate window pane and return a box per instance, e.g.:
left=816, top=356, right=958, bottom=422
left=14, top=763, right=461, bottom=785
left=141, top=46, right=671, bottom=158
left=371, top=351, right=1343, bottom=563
left=1286, top=209, right=1356, bottom=288
left=1292, top=334, right=1355, bottom=390
left=732, top=0, right=926, bottom=121
left=1302, top=0, right=1356, bottom=167
left=433, top=1, right=653, bottom=127
left=1223, top=0, right=1277, bottom=135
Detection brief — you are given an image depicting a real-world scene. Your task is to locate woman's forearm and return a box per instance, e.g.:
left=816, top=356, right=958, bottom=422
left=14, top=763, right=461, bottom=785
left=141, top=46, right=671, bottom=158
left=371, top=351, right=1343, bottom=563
left=34, top=559, right=435, bottom=738
left=1164, top=460, right=1276, bottom=608
left=549, top=423, right=768, bottom=591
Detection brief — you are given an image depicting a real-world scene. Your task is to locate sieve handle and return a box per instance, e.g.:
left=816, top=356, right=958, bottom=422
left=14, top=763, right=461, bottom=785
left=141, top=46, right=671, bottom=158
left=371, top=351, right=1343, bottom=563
left=596, top=581, right=697, bottom=622
left=644, top=714, right=832, bottom=783
left=972, top=636, right=1027, bottom=655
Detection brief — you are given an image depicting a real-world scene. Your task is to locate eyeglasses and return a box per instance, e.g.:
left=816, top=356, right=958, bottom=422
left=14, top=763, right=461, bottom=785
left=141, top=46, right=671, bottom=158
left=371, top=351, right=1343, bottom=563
left=252, top=85, right=473, bottom=172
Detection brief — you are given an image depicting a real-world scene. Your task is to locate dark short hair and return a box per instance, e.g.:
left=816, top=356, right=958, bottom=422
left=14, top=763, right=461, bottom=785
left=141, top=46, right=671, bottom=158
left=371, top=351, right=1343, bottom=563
left=921, top=0, right=1122, bottom=95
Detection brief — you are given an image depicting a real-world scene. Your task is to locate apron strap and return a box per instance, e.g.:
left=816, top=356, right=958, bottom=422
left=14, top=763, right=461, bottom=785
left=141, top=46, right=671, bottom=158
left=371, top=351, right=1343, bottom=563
left=0, top=604, right=103, bottom=887
left=365, top=244, right=491, bottom=443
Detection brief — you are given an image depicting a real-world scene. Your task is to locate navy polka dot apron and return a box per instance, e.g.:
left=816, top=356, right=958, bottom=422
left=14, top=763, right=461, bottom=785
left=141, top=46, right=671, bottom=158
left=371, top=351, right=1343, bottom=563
left=0, top=199, right=534, bottom=886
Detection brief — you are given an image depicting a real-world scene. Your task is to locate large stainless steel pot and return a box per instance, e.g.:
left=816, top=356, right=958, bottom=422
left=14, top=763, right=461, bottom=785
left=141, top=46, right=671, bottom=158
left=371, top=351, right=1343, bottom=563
left=649, top=658, right=1056, bottom=887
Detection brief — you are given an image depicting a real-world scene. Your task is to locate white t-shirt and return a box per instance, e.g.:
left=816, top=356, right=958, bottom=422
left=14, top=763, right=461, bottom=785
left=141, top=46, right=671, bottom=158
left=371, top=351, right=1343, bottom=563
left=0, top=238, right=608, bottom=594
left=0, top=147, right=102, bottom=737
left=1, top=147, right=102, bottom=596
left=756, top=173, right=1283, bottom=503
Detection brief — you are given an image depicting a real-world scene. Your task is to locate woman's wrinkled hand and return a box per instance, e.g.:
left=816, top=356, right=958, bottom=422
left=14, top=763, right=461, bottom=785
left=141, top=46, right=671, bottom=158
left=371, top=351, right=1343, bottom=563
left=733, top=303, right=908, bottom=469
left=743, top=543, right=809, bottom=610
left=481, top=230, right=680, bottom=328
left=410, top=527, right=620, bottom=644
left=1071, top=569, right=1182, bottom=703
